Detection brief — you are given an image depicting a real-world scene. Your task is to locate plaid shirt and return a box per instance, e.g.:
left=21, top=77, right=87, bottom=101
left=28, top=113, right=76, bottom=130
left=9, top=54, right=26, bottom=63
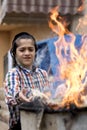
left=4, top=65, right=49, bottom=129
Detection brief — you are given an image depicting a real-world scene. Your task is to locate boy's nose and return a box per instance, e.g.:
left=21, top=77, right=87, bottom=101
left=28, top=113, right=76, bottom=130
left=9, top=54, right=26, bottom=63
left=25, top=50, right=30, bottom=55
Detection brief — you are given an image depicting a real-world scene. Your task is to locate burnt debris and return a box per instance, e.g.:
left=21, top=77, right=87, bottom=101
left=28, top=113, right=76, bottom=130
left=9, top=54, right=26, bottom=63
left=19, top=97, right=87, bottom=114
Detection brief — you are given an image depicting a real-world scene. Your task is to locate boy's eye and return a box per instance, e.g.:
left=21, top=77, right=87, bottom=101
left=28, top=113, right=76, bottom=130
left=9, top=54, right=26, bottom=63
left=29, top=48, right=34, bottom=51
left=19, top=49, right=25, bottom=52
left=19, top=48, right=34, bottom=52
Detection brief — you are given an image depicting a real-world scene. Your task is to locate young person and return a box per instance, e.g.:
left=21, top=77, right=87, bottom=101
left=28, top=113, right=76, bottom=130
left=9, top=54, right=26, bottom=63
left=4, top=32, right=50, bottom=130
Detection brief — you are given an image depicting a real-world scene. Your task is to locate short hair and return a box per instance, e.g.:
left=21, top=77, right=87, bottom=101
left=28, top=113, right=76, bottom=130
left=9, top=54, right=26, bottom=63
left=10, top=32, right=38, bottom=66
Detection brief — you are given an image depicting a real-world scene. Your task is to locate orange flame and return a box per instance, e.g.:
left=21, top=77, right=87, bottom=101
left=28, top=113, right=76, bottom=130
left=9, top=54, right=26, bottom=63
left=77, top=0, right=84, bottom=12
left=48, top=6, right=69, bottom=36
left=49, top=6, right=87, bottom=108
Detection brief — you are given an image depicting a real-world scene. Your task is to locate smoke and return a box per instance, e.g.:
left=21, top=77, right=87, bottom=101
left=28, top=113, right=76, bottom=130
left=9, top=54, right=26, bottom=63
left=35, top=45, right=48, bottom=67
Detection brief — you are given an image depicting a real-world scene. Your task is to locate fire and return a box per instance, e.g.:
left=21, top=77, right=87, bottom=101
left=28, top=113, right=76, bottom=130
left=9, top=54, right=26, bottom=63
left=77, top=0, right=84, bottom=12
left=48, top=6, right=87, bottom=109
left=48, top=6, right=69, bottom=36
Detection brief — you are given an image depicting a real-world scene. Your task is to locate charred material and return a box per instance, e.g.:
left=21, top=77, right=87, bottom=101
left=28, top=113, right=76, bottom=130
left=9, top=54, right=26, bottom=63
left=19, top=98, right=87, bottom=114
left=19, top=97, right=50, bottom=113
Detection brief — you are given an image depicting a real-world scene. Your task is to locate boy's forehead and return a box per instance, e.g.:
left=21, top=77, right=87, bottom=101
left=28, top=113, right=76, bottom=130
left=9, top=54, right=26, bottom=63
left=17, top=38, right=34, bottom=43
left=17, top=38, right=35, bottom=47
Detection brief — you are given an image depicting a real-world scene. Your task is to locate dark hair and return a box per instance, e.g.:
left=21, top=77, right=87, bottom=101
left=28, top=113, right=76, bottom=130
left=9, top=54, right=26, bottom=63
left=10, top=32, right=37, bottom=66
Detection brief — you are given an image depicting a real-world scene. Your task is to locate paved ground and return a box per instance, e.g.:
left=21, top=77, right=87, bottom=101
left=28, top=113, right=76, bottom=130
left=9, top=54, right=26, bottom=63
left=0, top=121, right=8, bottom=130
left=0, top=88, right=8, bottom=130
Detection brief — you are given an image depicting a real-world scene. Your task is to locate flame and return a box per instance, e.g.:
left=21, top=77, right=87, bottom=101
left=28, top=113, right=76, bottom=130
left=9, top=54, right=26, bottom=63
left=48, top=6, right=87, bottom=109
left=77, top=0, right=84, bottom=12
left=48, top=6, right=69, bottom=36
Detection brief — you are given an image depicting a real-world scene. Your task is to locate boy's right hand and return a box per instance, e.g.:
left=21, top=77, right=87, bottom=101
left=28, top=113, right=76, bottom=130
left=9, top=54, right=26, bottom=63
left=19, top=88, right=33, bottom=102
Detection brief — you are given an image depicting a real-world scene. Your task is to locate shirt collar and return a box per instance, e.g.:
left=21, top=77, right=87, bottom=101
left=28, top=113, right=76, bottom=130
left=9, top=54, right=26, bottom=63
left=16, top=64, right=37, bottom=74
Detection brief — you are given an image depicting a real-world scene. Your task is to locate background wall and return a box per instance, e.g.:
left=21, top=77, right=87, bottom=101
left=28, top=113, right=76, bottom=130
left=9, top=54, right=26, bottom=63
left=0, top=32, right=10, bottom=87
left=72, top=0, right=87, bottom=34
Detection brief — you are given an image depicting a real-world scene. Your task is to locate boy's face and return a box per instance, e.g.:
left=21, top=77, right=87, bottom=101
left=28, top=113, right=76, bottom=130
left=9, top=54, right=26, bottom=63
left=16, top=38, right=36, bottom=69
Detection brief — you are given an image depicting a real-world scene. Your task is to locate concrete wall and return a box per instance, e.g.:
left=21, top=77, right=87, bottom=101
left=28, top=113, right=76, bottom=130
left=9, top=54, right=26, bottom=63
left=20, top=110, right=87, bottom=130
left=0, top=32, right=10, bottom=87
left=72, top=0, right=87, bottom=34
left=10, top=23, right=52, bottom=41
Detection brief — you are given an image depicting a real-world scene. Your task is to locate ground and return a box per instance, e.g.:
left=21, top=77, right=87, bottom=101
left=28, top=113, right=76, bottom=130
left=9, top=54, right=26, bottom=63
left=0, top=121, right=8, bottom=130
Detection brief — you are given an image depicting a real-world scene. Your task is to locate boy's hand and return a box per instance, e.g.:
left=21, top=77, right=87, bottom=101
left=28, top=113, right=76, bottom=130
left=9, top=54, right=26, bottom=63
left=19, top=88, right=33, bottom=102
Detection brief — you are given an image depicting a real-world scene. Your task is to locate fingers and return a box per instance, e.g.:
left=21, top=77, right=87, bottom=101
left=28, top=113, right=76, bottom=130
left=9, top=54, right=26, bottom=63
left=21, top=88, right=27, bottom=95
left=19, top=90, right=34, bottom=102
left=28, top=96, right=34, bottom=102
left=19, top=91, right=27, bottom=101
